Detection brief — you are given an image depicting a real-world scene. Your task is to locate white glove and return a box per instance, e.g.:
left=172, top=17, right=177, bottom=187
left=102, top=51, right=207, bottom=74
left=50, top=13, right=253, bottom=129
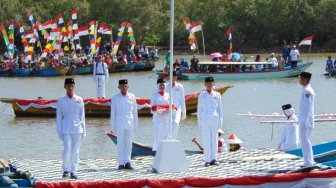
left=58, top=134, right=63, bottom=140
left=181, top=113, right=186, bottom=120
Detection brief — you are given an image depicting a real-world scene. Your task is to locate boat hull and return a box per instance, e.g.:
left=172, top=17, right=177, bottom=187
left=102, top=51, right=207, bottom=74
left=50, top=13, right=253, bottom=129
left=11, top=69, right=31, bottom=77
left=0, top=86, right=232, bottom=117
left=75, top=64, right=93, bottom=75
left=31, top=69, right=60, bottom=77
left=183, top=62, right=313, bottom=80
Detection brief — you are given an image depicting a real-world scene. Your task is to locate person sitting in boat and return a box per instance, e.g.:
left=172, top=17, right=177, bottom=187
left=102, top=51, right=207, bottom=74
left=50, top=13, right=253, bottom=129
left=278, top=104, right=299, bottom=151
left=227, top=134, right=245, bottom=152
left=268, top=53, right=279, bottom=69
left=180, top=58, right=189, bottom=69
left=278, top=55, right=285, bottom=69
left=150, top=78, right=170, bottom=151
left=218, top=129, right=228, bottom=153
left=326, top=56, right=333, bottom=69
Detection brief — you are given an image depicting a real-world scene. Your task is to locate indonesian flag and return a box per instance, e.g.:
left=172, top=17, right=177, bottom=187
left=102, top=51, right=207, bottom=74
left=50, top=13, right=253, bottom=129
left=50, top=28, right=60, bottom=38
left=299, top=36, right=313, bottom=46
left=226, top=26, right=233, bottom=54
left=184, top=18, right=191, bottom=32
left=78, top=25, right=89, bottom=36
left=25, top=30, right=34, bottom=38
left=42, top=20, right=53, bottom=29
left=190, top=21, right=202, bottom=33
left=103, top=27, right=112, bottom=35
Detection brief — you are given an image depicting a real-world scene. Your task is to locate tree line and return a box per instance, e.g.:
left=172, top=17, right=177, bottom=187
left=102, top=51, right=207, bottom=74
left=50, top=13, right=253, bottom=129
left=0, top=0, right=335, bottom=53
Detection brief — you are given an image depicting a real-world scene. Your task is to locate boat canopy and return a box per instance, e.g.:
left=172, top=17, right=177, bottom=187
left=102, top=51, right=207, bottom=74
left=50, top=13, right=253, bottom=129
left=198, top=61, right=273, bottom=65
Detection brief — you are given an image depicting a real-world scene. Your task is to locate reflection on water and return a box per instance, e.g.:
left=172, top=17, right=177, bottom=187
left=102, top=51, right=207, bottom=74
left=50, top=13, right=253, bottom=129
left=0, top=56, right=335, bottom=159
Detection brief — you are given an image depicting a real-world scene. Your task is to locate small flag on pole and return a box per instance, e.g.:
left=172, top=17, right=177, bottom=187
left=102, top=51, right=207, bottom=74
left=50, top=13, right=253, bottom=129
left=299, top=36, right=313, bottom=46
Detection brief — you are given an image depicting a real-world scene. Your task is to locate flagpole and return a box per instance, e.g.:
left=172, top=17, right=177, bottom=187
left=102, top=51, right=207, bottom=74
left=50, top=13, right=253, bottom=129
left=94, top=21, right=98, bottom=56
left=308, top=35, right=313, bottom=62
left=168, top=0, right=174, bottom=140
left=195, top=35, right=200, bottom=55
left=201, top=30, right=206, bottom=61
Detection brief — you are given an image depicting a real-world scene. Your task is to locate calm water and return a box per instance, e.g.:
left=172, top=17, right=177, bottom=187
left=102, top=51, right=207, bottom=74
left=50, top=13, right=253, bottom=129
left=0, top=55, right=335, bottom=159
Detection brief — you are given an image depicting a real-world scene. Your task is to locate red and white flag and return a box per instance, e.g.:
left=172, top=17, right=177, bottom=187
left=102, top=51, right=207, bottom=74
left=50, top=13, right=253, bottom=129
left=190, top=21, right=202, bottom=33
left=78, top=25, right=89, bottom=36
left=299, top=36, right=313, bottom=46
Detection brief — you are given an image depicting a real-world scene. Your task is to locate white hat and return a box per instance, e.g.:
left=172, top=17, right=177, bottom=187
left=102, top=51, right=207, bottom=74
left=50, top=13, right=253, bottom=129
left=218, top=129, right=225, bottom=135
left=271, top=53, right=275, bottom=56
left=227, top=134, right=243, bottom=144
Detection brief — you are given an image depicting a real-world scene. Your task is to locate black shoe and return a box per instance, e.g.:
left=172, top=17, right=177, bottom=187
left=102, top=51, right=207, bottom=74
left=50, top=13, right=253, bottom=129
left=70, top=173, right=78, bottom=179
left=210, top=160, right=219, bottom=166
left=118, top=165, right=125, bottom=170
left=62, top=171, right=70, bottom=178
left=125, top=163, right=134, bottom=170
left=204, top=162, right=210, bottom=167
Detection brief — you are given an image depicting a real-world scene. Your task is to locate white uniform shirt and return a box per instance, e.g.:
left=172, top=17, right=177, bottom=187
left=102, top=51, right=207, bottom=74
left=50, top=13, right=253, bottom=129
left=110, top=92, right=138, bottom=131
left=290, top=49, right=300, bottom=61
left=93, top=61, right=109, bottom=80
left=279, top=110, right=299, bottom=150
left=166, top=82, right=186, bottom=114
left=197, top=90, right=223, bottom=127
left=150, top=92, right=170, bottom=113
left=298, top=84, right=315, bottom=128
left=56, top=94, right=85, bottom=135
left=269, top=57, right=278, bottom=67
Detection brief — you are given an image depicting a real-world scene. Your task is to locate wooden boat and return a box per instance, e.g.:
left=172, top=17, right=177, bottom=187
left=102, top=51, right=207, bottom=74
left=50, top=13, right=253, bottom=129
left=75, top=64, right=93, bottom=75
left=11, top=69, right=31, bottom=77
left=65, top=65, right=76, bottom=75
left=53, top=65, right=70, bottom=76
left=106, top=131, right=200, bottom=157
left=287, top=140, right=336, bottom=166
left=0, top=85, right=232, bottom=117
left=30, top=68, right=59, bottom=77
left=0, top=70, right=10, bottom=77
left=181, top=61, right=313, bottom=80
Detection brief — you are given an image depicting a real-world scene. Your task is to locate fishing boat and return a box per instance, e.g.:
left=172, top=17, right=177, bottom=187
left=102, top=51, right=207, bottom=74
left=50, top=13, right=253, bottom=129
left=106, top=131, right=200, bottom=157
left=11, top=69, right=31, bottom=77
left=181, top=61, right=313, bottom=80
left=0, top=85, right=232, bottom=117
left=53, top=64, right=70, bottom=76
left=74, top=64, right=93, bottom=75
left=30, top=68, right=60, bottom=77
left=287, top=140, right=336, bottom=167
left=0, top=70, right=10, bottom=77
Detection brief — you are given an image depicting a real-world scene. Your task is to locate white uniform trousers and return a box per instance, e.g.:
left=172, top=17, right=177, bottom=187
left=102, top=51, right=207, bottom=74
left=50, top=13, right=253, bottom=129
left=95, top=75, right=106, bottom=98
left=153, top=113, right=169, bottom=151
left=116, top=129, right=133, bottom=165
left=299, top=127, right=315, bottom=167
left=62, top=134, right=82, bottom=174
left=171, top=109, right=182, bottom=139
left=202, top=125, right=218, bottom=163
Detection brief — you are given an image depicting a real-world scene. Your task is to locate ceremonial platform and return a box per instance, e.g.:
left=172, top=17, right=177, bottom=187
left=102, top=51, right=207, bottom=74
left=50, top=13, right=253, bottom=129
left=9, top=148, right=336, bottom=188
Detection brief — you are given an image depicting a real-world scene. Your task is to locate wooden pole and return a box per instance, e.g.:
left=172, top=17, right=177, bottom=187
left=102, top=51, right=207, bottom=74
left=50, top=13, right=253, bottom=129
left=201, top=30, right=206, bottom=61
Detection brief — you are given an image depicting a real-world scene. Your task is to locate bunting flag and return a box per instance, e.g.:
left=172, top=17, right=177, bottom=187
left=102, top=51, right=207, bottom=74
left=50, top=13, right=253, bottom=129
left=57, top=12, right=68, bottom=45
left=7, top=20, right=14, bottom=58
left=126, top=23, right=136, bottom=50
left=190, top=21, right=202, bottom=33
left=41, top=37, right=56, bottom=58
left=226, top=26, right=232, bottom=55
left=18, top=22, right=29, bottom=52
left=42, top=20, right=53, bottom=29
left=26, top=11, right=41, bottom=50
left=71, top=9, right=81, bottom=49
left=65, top=21, right=72, bottom=43
left=0, top=23, right=11, bottom=57
left=78, top=25, right=89, bottom=36
left=50, top=27, right=61, bottom=38
left=53, top=37, right=63, bottom=59
left=112, top=22, right=127, bottom=55
left=27, top=11, right=35, bottom=26
left=26, top=33, right=37, bottom=60
left=184, top=18, right=197, bottom=51
left=299, top=36, right=313, bottom=46
left=95, top=22, right=105, bottom=53
left=89, top=21, right=96, bottom=54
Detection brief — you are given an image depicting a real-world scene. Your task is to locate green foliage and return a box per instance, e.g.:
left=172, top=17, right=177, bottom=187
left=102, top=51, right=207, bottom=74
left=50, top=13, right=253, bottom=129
left=0, top=0, right=335, bottom=52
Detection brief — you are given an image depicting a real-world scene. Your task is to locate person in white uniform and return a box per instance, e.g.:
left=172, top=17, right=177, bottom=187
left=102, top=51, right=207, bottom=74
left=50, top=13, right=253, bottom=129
left=56, top=78, right=86, bottom=179
left=151, top=78, right=170, bottom=151
left=278, top=104, right=299, bottom=151
left=110, top=79, right=138, bottom=170
left=93, top=55, right=109, bottom=99
left=298, top=71, right=315, bottom=167
left=166, top=71, right=186, bottom=139
left=197, top=76, right=223, bottom=167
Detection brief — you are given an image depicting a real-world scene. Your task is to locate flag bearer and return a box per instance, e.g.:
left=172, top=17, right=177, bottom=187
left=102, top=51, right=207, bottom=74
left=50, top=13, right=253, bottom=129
left=93, top=55, right=109, bottom=99
left=197, top=76, right=223, bottom=167
left=56, top=78, right=86, bottom=179
left=166, top=71, right=186, bottom=139
left=298, top=72, right=315, bottom=167
left=151, top=78, right=170, bottom=151
left=110, top=79, right=138, bottom=170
